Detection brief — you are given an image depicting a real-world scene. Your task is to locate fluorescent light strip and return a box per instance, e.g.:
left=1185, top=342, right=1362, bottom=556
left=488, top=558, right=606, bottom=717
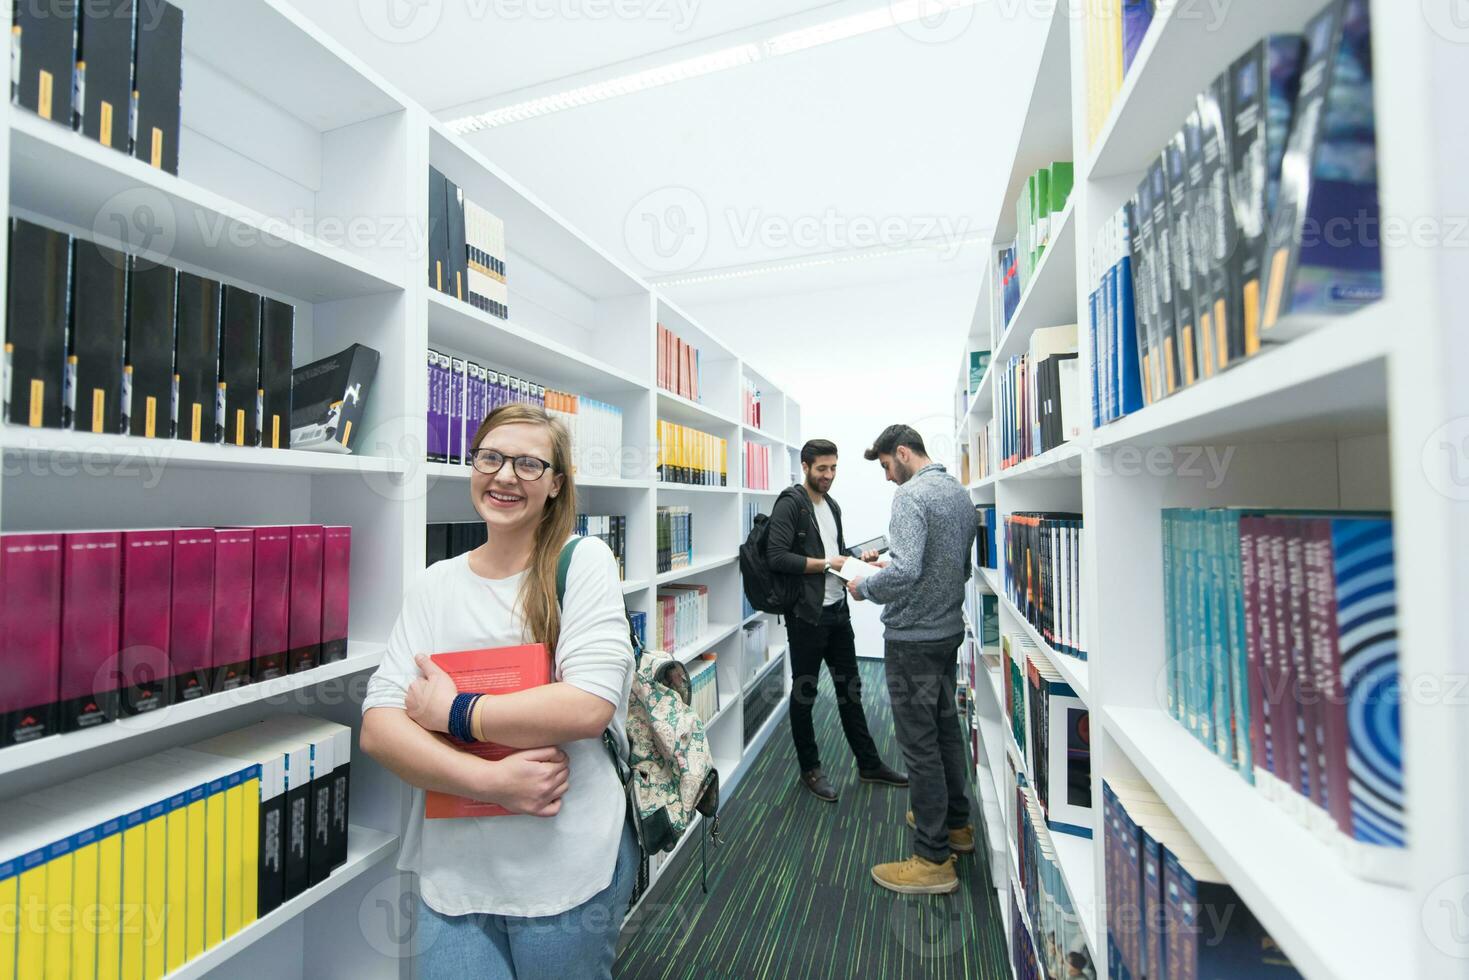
left=447, top=0, right=980, bottom=132
left=655, top=231, right=988, bottom=287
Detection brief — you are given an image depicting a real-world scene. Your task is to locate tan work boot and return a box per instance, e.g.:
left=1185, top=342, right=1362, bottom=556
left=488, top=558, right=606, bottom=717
left=905, top=810, right=977, bottom=854
left=870, top=854, right=959, bottom=895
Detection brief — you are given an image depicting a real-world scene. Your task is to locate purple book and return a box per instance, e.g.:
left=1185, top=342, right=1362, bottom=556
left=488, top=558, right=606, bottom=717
left=288, top=525, right=324, bottom=673
left=121, top=529, right=173, bottom=714
left=213, top=528, right=255, bottom=689
left=321, top=526, right=352, bottom=663
left=251, top=527, right=292, bottom=681
left=426, top=350, right=447, bottom=463
left=60, top=531, right=123, bottom=731
left=170, top=529, right=216, bottom=701
left=1122, top=0, right=1153, bottom=74
left=449, top=357, right=467, bottom=464
left=2, top=533, right=64, bottom=743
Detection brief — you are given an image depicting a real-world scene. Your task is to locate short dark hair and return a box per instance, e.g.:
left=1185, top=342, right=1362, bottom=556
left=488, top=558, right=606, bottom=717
left=864, top=424, right=926, bottom=461
left=801, top=439, right=838, bottom=467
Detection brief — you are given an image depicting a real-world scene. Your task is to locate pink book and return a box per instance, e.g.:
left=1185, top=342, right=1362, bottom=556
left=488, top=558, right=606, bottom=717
left=120, top=529, right=173, bottom=714
left=251, top=527, right=292, bottom=681
left=321, top=526, right=352, bottom=663
left=1, top=533, right=63, bottom=744
left=212, top=528, right=255, bottom=690
left=288, top=525, right=324, bottom=673
left=171, top=529, right=216, bottom=701
left=60, top=531, right=122, bottom=731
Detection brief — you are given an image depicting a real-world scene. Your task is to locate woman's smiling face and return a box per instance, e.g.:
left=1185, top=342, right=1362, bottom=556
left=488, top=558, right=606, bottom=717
left=469, top=421, right=564, bottom=533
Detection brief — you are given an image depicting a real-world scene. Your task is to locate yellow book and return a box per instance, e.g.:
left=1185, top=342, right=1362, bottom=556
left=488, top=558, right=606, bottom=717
left=240, top=776, right=260, bottom=927
left=223, top=780, right=244, bottom=937
left=97, top=826, right=123, bottom=980
left=44, top=844, right=73, bottom=980
left=204, top=779, right=226, bottom=950
left=141, top=805, right=167, bottom=980
left=71, top=830, right=101, bottom=980
left=164, top=795, right=188, bottom=973
left=185, top=792, right=206, bottom=961
left=17, top=859, right=45, bottom=980
left=120, top=813, right=145, bottom=980
left=0, top=863, right=16, bottom=980
left=720, top=438, right=728, bottom=486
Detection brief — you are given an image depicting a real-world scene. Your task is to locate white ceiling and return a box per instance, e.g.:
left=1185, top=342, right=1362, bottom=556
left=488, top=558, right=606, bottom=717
left=291, top=0, right=1051, bottom=305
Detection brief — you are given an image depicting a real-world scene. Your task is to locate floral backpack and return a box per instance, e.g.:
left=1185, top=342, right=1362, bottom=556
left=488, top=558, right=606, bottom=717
left=556, top=539, right=721, bottom=903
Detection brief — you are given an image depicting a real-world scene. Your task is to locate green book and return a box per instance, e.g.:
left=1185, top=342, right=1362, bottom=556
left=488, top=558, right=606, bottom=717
left=1035, top=167, right=1051, bottom=258
left=1049, top=161, right=1074, bottom=214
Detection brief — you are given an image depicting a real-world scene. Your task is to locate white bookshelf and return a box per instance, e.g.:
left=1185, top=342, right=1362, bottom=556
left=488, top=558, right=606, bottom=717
left=954, top=2, right=1463, bottom=978
left=0, top=2, right=799, bottom=976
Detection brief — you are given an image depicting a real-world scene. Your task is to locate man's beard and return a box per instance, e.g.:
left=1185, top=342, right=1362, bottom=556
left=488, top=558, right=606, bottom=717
left=893, top=459, right=913, bottom=484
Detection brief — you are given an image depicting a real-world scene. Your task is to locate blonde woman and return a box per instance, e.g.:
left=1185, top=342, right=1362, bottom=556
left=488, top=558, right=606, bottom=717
left=361, top=404, right=637, bottom=979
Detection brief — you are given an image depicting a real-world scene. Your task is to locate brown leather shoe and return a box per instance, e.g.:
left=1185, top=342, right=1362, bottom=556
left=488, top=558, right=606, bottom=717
left=859, top=762, right=909, bottom=787
left=905, top=810, right=977, bottom=854
left=800, top=767, right=838, bottom=802
left=871, top=854, right=959, bottom=895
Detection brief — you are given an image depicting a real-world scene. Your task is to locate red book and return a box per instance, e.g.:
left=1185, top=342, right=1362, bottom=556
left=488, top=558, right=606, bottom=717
left=121, top=529, right=173, bottom=715
left=2, top=533, right=63, bottom=744
left=657, top=324, right=667, bottom=390
left=288, top=525, right=324, bottom=674
left=251, top=527, right=292, bottom=681
left=676, top=338, right=688, bottom=398
left=424, top=643, right=552, bottom=819
left=170, top=529, right=216, bottom=701
left=60, top=531, right=122, bottom=731
left=212, top=528, right=254, bottom=690
left=321, top=526, right=352, bottom=663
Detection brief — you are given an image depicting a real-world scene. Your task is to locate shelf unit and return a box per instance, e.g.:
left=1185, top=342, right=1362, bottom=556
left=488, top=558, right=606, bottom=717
left=952, top=2, right=1466, bottom=978
left=0, top=3, right=800, bottom=976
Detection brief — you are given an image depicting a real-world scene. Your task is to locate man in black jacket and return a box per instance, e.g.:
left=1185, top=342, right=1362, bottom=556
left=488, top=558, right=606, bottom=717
left=766, top=439, right=906, bottom=802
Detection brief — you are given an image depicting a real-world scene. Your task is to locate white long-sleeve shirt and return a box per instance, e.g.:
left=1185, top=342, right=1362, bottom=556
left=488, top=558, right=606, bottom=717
left=362, top=536, right=634, bottom=917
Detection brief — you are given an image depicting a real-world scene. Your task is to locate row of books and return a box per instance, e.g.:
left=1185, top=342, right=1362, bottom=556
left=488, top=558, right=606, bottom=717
left=1160, top=507, right=1404, bottom=883
left=0, top=715, right=352, bottom=980
left=629, top=610, right=647, bottom=650
left=656, top=420, right=727, bottom=487
left=741, top=377, right=764, bottom=429
left=656, top=323, right=703, bottom=402
left=654, top=584, right=709, bottom=655
left=1004, top=512, right=1087, bottom=661
left=425, top=517, right=627, bottom=579
left=688, top=657, right=720, bottom=723
left=1091, top=1, right=1381, bottom=424
left=1104, top=778, right=1303, bottom=980
left=427, top=167, right=508, bottom=320
left=1004, top=633, right=1093, bottom=840
left=1008, top=891, right=1044, bottom=980
left=1008, top=759, right=1096, bottom=980
left=995, top=324, right=1082, bottom=469
left=975, top=505, right=998, bottom=570
left=1, top=525, right=352, bottom=748
left=743, top=441, right=772, bottom=491
left=14, top=0, right=183, bottom=173
left=741, top=619, right=769, bottom=689
left=1008, top=163, right=1075, bottom=315
left=966, top=418, right=995, bottom=485
left=574, top=515, right=628, bottom=580
left=656, top=506, right=694, bottom=574
left=1082, top=0, right=1155, bottom=149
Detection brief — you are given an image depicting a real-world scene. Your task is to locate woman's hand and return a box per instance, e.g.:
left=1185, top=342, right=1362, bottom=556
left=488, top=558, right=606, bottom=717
left=406, top=654, right=459, bottom=734
left=484, top=746, right=571, bottom=817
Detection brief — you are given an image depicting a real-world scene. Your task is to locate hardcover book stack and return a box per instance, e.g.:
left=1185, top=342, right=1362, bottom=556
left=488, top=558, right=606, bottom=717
left=0, top=716, right=351, bottom=980
left=688, top=657, right=720, bottom=722
left=1010, top=757, right=1097, bottom=980
left=656, top=324, right=703, bottom=402
left=1089, top=0, right=1381, bottom=424
left=1104, top=778, right=1303, bottom=980
left=1006, top=163, right=1075, bottom=302
left=743, top=441, right=771, bottom=491
left=657, top=421, right=727, bottom=487
left=656, top=506, right=693, bottom=574
left=1003, top=512, right=1087, bottom=662
left=996, top=324, right=1082, bottom=468
left=654, top=584, right=709, bottom=655
left=1160, top=507, right=1404, bottom=883
left=0, top=526, right=351, bottom=747
left=1083, top=0, right=1155, bottom=147
left=427, top=167, right=508, bottom=319
left=6, top=218, right=298, bottom=447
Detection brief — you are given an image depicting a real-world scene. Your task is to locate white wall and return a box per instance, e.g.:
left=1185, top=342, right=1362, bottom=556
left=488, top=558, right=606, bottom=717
left=683, top=270, right=977, bottom=659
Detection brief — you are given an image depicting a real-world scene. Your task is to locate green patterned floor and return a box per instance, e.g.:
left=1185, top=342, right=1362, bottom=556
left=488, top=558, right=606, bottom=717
left=615, top=660, right=1010, bottom=980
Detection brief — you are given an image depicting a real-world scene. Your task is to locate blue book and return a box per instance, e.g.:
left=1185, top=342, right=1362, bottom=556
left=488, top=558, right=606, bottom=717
left=1121, top=0, right=1154, bottom=74
left=1163, top=847, right=1304, bottom=977
left=1116, top=212, right=1144, bottom=416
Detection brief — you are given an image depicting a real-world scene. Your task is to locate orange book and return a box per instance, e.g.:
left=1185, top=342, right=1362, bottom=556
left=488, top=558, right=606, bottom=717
left=423, top=643, right=552, bottom=819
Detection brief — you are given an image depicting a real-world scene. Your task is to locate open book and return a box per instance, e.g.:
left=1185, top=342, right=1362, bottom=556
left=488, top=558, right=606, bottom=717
left=831, top=556, right=885, bottom=583
left=424, top=643, right=550, bottom=819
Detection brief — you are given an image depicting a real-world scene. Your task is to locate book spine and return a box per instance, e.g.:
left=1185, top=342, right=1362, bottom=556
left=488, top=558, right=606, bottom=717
left=212, top=529, right=255, bottom=689
left=288, top=526, right=324, bottom=673
left=251, top=528, right=291, bottom=681
left=1, top=533, right=65, bottom=743
left=120, top=530, right=173, bottom=714
left=59, top=531, right=123, bottom=731
left=321, top=526, right=352, bottom=662
left=170, top=529, right=216, bottom=701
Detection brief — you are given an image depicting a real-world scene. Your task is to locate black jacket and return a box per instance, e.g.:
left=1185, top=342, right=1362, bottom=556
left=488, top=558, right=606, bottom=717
left=766, top=484, right=848, bottom=625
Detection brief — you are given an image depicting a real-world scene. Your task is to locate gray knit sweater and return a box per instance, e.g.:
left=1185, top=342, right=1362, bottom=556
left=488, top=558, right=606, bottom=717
left=856, top=462, right=977, bottom=642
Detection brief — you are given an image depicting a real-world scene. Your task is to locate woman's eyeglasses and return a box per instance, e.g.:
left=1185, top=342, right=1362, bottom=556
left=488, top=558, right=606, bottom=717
left=471, top=450, right=554, bottom=481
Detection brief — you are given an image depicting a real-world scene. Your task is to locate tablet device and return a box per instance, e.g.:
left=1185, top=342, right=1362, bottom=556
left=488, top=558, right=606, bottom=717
left=847, top=536, right=888, bottom=558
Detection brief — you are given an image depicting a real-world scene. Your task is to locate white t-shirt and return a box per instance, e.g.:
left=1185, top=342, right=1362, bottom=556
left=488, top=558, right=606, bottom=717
left=362, top=536, right=634, bottom=918
left=811, top=497, right=845, bottom=607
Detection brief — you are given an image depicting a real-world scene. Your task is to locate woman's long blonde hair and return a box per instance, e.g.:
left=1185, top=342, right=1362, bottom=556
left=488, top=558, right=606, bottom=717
left=469, top=403, right=577, bottom=655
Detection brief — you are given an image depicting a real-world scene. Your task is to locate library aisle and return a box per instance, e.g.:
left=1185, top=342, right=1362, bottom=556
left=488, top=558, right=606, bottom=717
left=615, top=661, right=1009, bottom=980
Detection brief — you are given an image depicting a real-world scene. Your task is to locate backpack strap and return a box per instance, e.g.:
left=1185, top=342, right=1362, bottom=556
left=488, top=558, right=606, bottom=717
left=555, top=536, right=585, bottom=608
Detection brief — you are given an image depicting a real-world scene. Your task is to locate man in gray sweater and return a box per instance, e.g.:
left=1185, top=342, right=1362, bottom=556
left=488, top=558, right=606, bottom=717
left=847, top=424, right=978, bottom=895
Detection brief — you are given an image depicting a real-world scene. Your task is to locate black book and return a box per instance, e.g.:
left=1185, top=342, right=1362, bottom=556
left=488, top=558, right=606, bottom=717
left=174, top=271, right=220, bottom=443
left=1163, top=131, right=1198, bottom=389
left=289, top=343, right=380, bottom=453
left=428, top=166, right=449, bottom=292
left=6, top=218, right=70, bottom=429
left=78, top=0, right=135, bottom=151
left=1149, top=157, right=1180, bottom=397
left=69, top=239, right=127, bottom=433
left=220, top=284, right=261, bottom=446
left=1197, top=75, right=1240, bottom=374
left=131, top=0, right=183, bottom=174
left=13, top=0, right=77, bottom=125
left=124, top=260, right=176, bottom=438
left=259, top=298, right=295, bottom=449
left=1182, top=108, right=1214, bottom=383
left=1129, top=184, right=1159, bottom=406
left=425, top=523, right=449, bottom=566
left=445, top=177, right=469, bottom=302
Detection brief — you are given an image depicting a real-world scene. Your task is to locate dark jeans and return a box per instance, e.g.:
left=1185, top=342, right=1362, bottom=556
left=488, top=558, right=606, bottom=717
left=885, top=633, right=971, bottom=862
left=787, top=601, right=882, bottom=774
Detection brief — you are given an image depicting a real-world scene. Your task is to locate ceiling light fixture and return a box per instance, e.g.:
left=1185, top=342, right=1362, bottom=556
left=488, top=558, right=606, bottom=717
left=446, top=0, right=981, bottom=133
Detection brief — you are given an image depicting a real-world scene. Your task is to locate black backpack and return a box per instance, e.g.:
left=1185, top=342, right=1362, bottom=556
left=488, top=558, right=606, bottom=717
left=739, top=494, right=801, bottom=614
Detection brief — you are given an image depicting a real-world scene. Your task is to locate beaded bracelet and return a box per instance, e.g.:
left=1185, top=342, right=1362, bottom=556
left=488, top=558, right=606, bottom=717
left=448, top=692, right=481, bottom=743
